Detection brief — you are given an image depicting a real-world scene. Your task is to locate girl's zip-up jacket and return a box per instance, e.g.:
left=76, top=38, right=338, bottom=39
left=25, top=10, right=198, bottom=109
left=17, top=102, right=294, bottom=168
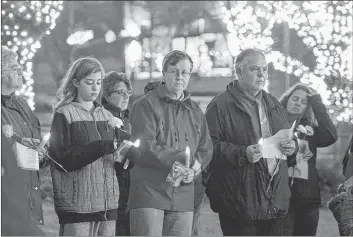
left=49, top=101, right=120, bottom=224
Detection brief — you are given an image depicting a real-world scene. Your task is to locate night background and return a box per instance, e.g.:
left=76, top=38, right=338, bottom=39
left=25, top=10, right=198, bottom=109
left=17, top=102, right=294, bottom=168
left=1, top=1, right=352, bottom=235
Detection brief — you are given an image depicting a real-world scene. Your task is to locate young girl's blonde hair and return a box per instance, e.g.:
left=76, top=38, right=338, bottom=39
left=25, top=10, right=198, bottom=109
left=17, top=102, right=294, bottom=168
left=53, top=57, right=105, bottom=113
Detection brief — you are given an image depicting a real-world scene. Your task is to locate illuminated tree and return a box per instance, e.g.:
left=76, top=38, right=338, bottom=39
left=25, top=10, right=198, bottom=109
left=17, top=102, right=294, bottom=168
left=216, top=1, right=352, bottom=124
left=1, top=0, right=64, bottom=110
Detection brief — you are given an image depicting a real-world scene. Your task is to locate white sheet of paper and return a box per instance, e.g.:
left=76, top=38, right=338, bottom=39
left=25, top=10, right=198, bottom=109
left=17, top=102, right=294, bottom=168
left=344, top=176, right=353, bottom=189
left=14, top=142, right=39, bottom=171
left=288, top=160, right=309, bottom=180
left=259, top=121, right=296, bottom=160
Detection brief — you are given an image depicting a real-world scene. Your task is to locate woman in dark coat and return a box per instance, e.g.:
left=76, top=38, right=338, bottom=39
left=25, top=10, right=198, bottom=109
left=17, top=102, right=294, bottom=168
left=102, top=71, right=132, bottom=236
left=279, top=83, right=338, bottom=236
left=128, top=50, right=213, bottom=236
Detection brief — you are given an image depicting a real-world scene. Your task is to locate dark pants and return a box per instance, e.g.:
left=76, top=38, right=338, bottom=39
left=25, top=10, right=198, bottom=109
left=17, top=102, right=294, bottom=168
left=218, top=214, right=284, bottom=236
left=115, top=210, right=130, bottom=236
left=115, top=167, right=130, bottom=235
left=282, top=202, right=320, bottom=236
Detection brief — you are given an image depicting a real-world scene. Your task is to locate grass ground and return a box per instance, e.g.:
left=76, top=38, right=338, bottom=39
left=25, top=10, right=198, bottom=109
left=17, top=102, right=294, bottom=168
left=39, top=195, right=339, bottom=236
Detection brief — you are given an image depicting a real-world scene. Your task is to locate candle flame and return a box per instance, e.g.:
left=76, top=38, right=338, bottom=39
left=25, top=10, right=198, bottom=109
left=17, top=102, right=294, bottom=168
left=133, top=139, right=140, bottom=147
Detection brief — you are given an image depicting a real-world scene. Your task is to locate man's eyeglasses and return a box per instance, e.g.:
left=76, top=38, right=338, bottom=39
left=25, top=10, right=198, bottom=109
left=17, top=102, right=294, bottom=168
left=111, top=89, right=132, bottom=96
left=166, top=70, right=191, bottom=77
left=3, top=65, right=23, bottom=76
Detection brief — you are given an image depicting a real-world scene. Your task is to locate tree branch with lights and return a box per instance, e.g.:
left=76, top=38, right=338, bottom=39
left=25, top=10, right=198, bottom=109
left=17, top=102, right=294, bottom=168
left=217, top=1, right=352, bottom=124
left=1, top=0, right=64, bottom=110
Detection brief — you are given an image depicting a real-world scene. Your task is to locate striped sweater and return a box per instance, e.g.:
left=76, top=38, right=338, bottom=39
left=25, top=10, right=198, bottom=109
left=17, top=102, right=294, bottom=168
left=49, top=101, right=120, bottom=224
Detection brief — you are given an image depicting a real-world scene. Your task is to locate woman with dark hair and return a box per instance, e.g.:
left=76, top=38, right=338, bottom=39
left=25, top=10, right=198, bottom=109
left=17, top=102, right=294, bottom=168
left=102, top=71, right=132, bottom=235
left=279, top=83, right=338, bottom=236
left=128, top=50, right=213, bottom=236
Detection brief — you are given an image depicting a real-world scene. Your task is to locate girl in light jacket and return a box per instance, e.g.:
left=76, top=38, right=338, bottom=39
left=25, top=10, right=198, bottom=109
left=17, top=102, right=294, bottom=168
left=49, top=57, right=139, bottom=236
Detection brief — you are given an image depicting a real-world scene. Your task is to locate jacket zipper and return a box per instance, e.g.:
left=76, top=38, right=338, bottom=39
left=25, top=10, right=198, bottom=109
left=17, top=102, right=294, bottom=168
left=92, top=111, right=108, bottom=220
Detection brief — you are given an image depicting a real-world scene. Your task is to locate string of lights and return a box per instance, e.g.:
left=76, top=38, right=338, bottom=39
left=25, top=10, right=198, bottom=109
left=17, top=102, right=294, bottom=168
left=219, top=1, right=352, bottom=124
left=1, top=0, right=64, bottom=110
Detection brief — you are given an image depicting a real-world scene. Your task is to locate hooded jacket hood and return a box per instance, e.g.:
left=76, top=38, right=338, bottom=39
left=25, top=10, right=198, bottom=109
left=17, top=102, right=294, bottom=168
left=226, top=80, right=278, bottom=111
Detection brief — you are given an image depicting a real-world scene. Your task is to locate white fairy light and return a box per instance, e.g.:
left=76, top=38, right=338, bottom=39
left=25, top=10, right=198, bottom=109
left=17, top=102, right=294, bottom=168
left=218, top=1, right=352, bottom=123
left=2, top=1, right=64, bottom=110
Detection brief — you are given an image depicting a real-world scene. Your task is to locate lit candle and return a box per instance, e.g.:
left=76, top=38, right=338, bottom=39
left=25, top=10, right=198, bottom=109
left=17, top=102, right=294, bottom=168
left=38, top=133, right=50, bottom=148
left=133, top=139, right=140, bottom=147
left=123, top=139, right=140, bottom=169
left=185, top=146, right=190, bottom=168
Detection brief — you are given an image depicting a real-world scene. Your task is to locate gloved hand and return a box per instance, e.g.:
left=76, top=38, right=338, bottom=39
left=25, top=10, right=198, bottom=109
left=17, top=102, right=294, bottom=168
left=120, top=146, right=141, bottom=170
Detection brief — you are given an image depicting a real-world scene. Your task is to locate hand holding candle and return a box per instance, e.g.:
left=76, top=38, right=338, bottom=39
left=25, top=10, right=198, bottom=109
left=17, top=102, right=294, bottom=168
left=181, top=146, right=195, bottom=184
left=123, top=139, right=140, bottom=169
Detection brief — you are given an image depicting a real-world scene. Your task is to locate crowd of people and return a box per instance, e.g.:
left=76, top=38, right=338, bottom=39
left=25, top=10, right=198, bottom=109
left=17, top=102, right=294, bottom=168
left=2, top=45, right=351, bottom=236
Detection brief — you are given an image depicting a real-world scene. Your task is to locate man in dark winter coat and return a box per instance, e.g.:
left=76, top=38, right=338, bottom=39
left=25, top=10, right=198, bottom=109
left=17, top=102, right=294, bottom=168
left=1, top=46, right=47, bottom=226
left=205, top=48, right=298, bottom=236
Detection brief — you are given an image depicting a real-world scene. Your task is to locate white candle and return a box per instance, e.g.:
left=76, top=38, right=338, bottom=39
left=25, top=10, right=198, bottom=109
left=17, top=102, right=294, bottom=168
left=185, top=146, right=190, bottom=168
left=38, top=133, right=50, bottom=148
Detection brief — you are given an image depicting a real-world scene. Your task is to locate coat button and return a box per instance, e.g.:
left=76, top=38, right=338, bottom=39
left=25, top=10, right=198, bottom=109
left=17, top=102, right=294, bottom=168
left=39, top=220, right=43, bottom=224
left=34, top=186, right=38, bottom=190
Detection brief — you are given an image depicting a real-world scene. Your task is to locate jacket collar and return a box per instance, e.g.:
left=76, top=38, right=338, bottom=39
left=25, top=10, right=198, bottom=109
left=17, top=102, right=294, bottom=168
left=155, top=83, right=196, bottom=110
left=70, top=100, right=103, bottom=113
left=226, top=80, right=277, bottom=110
left=101, top=99, right=129, bottom=119
left=2, top=93, right=19, bottom=108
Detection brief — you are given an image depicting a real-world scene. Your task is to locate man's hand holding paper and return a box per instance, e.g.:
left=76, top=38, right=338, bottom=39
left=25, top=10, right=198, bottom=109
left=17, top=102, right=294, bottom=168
left=258, top=121, right=296, bottom=159
left=278, top=140, right=296, bottom=156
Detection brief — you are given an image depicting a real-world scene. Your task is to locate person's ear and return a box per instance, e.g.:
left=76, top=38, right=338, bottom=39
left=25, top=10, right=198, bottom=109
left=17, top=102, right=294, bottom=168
left=236, top=68, right=242, bottom=78
left=72, top=79, right=80, bottom=87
